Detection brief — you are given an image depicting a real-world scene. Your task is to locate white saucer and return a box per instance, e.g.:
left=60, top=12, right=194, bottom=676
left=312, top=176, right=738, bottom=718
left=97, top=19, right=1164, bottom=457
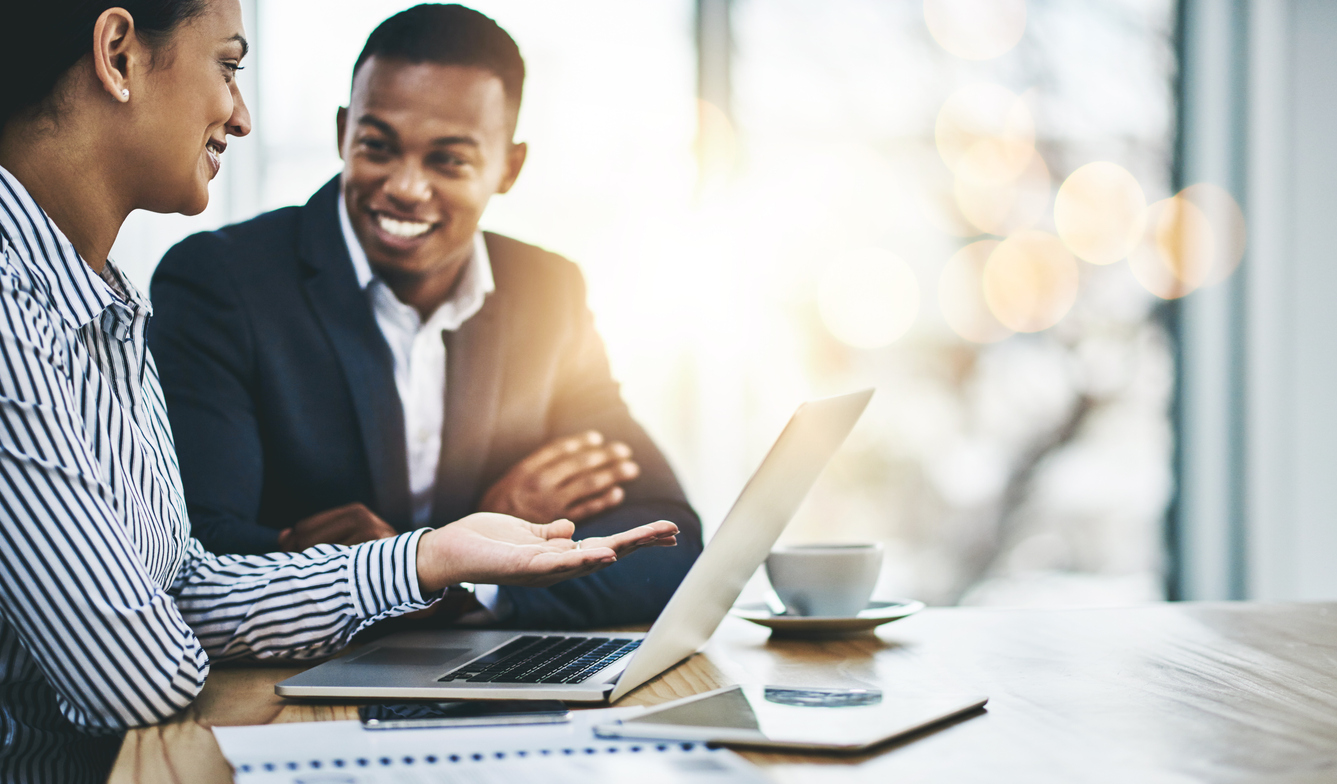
left=730, top=599, right=925, bottom=637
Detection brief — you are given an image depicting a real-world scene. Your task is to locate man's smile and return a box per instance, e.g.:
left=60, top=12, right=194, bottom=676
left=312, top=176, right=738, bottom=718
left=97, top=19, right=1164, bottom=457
left=363, top=208, right=441, bottom=250
left=375, top=212, right=435, bottom=239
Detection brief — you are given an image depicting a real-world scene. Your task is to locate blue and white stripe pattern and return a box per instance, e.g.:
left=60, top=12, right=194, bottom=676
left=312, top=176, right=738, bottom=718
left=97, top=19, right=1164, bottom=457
left=0, top=165, right=437, bottom=782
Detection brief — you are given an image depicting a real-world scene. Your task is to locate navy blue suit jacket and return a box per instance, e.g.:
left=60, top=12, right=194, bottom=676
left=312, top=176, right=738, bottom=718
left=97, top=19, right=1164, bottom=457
left=146, top=178, right=702, bottom=629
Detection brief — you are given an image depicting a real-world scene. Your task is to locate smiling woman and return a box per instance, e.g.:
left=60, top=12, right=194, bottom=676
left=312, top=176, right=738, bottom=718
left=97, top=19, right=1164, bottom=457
left=0, top=3, right=674, bottom=782
left=0, top=1, right=252, bottom=266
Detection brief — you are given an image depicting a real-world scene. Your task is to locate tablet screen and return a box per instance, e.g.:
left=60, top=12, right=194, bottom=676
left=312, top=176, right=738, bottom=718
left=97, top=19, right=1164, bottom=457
left=604, top=685, right=987, bottom=751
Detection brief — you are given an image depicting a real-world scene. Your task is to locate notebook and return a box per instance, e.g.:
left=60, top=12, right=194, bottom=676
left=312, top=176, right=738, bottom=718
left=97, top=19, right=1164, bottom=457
left=213, top=707, right=769, bottom=784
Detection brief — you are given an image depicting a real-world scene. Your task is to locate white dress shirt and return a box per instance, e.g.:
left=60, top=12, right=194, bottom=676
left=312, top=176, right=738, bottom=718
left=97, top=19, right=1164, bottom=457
left=338, top=194, right=503, bottom=616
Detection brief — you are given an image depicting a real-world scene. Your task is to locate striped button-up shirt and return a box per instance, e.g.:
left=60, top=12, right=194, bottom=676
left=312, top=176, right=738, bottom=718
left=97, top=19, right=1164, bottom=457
left=0, top=165, right=438, bottom=782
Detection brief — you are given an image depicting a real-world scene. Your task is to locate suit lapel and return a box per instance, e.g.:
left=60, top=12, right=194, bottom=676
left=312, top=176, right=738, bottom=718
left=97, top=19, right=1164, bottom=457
left=431, top=281, right=506, bottom=526
left=297, top=178, right=412, bottom=529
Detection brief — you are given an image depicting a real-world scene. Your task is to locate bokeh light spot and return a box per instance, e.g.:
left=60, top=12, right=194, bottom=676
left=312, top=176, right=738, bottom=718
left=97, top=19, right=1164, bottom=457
left=955, top=150, right=1051, bottom=236
left=936, top=84, right=1035, bottom=185
left=982, top=230, right=1079, bottom=332
left=924, top=0, right=1027, bottom=61
left=1128, top=196, right=1215, bottom=300
left=819, top=249, right=921, bottom=349
left=1179, top=183, right=1246, bottom=286
left=1054, top=162, right=1147, bottom=265
left=940, top=240, right=1014, bottom=343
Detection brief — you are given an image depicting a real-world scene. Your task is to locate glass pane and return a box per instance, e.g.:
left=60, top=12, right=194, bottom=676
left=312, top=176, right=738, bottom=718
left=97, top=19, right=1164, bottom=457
left=727, top=0, right=1178, bottom=606
left=115, top=0, right=1182, bottom=610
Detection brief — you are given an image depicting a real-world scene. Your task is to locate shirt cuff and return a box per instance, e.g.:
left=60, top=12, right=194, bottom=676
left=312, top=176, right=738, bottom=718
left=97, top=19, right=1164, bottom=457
left=348, top=530, right=439, bottom=620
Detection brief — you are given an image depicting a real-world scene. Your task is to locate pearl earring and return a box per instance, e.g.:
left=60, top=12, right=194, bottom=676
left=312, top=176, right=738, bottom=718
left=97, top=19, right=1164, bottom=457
left=120, top=88, right=130, bottom=101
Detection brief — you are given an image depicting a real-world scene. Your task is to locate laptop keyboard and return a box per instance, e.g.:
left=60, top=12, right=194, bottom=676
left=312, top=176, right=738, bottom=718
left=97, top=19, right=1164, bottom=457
left=438, top=636, right=641, bottom=685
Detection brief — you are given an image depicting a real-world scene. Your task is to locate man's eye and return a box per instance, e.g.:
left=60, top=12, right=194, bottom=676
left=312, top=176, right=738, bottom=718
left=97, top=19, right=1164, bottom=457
left=360, top=139, right=390, bottom=153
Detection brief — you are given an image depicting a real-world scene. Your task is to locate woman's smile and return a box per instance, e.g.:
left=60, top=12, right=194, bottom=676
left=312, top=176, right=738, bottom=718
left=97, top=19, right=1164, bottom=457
left=204, top=138, right=226, bottom=177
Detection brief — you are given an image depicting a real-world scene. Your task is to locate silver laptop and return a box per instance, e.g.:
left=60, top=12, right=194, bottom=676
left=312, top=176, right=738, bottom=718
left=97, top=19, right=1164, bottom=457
left=276, top=389, right=873, bottom=703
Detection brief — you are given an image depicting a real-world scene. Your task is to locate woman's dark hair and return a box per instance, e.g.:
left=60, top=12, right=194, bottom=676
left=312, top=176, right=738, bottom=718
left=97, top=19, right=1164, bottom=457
left=0, top=1, right=209, bottom=129
left=353, top=4, right=525, bottom=122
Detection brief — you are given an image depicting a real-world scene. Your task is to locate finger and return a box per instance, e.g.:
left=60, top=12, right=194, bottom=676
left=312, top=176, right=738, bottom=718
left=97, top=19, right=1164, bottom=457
left=516, top=545, right=627, bottom=587
left=294, top=503, right=379, bottom=541
left=535, top=447, right=630, bottom=494
left=531, top=518, right=578, bottom=541
left=339, top=528, right=384, bottom=546
left=516, top=431, right=605, bottom=474
left=340, top=516, right=400, bottom=545
left=530, top=547, right=617, bottom=576
left=582, top=521, right=680, bottom=553
left=330, top=508, right=385, bottom=543
left=564, top=486, right=624, bottom=522
left=553, top=461, right=639, bottom=507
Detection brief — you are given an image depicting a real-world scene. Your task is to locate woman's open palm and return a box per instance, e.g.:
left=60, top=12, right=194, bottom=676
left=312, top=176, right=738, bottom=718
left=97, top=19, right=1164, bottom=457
left=415, top=513, right=678, bottom=592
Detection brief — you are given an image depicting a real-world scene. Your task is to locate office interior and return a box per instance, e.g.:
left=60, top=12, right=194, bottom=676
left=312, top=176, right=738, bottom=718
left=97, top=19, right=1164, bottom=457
left=109, top=0, right=1336, bottom=609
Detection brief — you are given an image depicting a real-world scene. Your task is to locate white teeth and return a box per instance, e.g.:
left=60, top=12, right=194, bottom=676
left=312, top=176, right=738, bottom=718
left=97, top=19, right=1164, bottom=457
left=206, top=145, right=221, bottom=169
left=377, top=214, right=433, bottom=239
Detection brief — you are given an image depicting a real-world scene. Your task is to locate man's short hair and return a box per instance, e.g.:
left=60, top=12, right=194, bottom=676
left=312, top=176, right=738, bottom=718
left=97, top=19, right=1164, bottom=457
left=353, top=4, right=525, bottom=121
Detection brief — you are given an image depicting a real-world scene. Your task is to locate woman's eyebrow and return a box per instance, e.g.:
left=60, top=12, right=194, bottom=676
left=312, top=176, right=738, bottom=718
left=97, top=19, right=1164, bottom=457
left=224, top=33, right=250, bottom=58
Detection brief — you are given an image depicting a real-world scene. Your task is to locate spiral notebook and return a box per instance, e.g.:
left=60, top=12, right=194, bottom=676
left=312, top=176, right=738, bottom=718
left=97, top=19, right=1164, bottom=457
left=213, top=707, right=768, bottom=784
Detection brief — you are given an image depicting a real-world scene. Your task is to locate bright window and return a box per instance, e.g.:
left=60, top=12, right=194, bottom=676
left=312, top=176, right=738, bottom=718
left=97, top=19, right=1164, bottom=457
left=114, top=0, right=1190, bottom=608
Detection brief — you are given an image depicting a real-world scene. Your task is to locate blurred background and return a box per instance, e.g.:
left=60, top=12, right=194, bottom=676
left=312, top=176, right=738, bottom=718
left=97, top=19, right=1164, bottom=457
left=113, top=0, right=1337, bottom=607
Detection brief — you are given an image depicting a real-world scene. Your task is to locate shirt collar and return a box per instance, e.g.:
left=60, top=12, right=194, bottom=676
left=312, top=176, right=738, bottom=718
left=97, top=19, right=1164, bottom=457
left=0, top=164, right=128, bottom=331
left=337, top=190, right=495, bottom=316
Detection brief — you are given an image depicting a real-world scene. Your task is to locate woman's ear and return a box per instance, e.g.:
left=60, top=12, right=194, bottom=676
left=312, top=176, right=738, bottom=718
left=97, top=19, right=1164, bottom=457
left=91, top=8, right=146, bottom=104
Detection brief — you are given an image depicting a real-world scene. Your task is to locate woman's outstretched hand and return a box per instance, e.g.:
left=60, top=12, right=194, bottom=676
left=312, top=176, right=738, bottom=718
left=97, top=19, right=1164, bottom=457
left=415, top=514, right=679, bottom=593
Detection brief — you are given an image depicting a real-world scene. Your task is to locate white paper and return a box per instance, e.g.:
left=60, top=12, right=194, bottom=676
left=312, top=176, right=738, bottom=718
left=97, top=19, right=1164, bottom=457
left=213, top=706, right=641, bottom=767
left=213, top=707, right=771, bottom=784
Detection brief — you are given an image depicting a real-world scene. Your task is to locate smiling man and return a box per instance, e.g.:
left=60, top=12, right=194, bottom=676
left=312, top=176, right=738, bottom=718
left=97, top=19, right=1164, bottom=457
left=146, top=4, right=702, bottom=628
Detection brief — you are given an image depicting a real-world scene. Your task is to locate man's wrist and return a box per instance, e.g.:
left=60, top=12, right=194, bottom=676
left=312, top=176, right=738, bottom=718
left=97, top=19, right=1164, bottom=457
left=457, top=584, right=510, bottom=625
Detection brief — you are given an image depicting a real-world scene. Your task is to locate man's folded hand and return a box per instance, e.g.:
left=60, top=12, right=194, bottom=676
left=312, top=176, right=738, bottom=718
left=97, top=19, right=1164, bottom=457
left=278, top=502, right=398, bottom=551
left=479, top=431, right=640, bottom=524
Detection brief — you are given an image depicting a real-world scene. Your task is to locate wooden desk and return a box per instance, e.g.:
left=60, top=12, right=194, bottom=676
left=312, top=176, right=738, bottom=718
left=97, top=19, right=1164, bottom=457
left=110, top=602, right=1337, bottom=783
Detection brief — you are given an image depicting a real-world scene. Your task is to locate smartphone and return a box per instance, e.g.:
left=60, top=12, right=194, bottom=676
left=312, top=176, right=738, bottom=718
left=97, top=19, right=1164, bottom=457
left=358, top=700, right=570, bottom=730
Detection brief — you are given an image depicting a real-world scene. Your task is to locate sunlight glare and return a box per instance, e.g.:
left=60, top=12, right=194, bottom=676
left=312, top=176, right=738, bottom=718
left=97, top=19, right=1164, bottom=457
left=1054, top=162, right=1147, bottom=265
left=924, top=0, right=1027, bottom=61
left=696, top=99, right=738, bottom=199
left=940, top=239, right=1014, bottom=343
left=819, top=249, right=921, bottom=349
left=982, top=230, right=1079, bottom=332
left=936, top=84, right=1035, bottom=185
left=1127, top=196, right=1215, bottom=300
left=955, top=150, right=1050, bottom=236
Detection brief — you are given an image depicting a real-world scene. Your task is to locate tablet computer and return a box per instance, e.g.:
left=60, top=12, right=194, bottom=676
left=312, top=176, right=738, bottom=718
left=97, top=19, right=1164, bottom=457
left=594, top=685, right=987, bottom=752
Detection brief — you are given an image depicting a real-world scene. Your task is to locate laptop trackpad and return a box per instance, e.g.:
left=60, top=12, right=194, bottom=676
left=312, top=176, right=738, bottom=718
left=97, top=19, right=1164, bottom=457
left=347, top=647, right=472, bottom=667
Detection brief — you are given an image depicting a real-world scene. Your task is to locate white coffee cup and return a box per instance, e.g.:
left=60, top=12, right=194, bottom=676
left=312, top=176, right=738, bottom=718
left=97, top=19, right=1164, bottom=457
left=765, top=543, right=883, bottom=617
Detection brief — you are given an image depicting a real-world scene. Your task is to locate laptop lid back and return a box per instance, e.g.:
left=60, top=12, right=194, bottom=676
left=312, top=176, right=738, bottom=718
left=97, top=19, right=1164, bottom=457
left=609, top=389, right=873, bottom=702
